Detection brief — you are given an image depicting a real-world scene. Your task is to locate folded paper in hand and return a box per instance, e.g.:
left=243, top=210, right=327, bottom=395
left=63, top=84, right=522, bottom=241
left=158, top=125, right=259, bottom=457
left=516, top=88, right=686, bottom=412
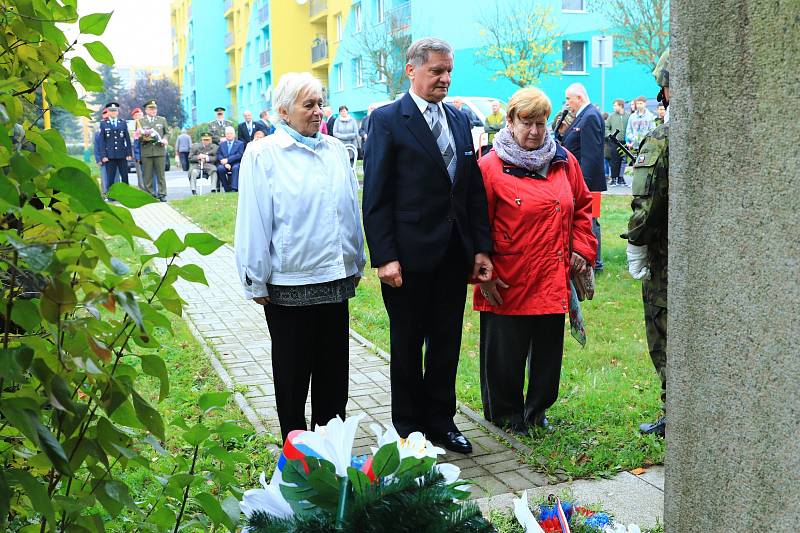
left=571, top=267, right=594, bottom=301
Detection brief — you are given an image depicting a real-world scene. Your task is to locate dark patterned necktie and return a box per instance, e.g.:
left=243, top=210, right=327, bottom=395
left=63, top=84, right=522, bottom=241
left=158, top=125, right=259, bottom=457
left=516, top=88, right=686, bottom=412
left=427, top=103, right=455, bottom=182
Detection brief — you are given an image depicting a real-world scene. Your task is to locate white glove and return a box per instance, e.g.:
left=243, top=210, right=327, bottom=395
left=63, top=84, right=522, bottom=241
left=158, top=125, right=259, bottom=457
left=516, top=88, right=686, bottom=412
left=626, top=243, right=651, bottom=280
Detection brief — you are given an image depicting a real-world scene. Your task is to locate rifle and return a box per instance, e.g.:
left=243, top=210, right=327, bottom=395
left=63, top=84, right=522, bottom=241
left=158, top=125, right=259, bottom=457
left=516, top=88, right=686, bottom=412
left=606, top=129, right=636, bottom=164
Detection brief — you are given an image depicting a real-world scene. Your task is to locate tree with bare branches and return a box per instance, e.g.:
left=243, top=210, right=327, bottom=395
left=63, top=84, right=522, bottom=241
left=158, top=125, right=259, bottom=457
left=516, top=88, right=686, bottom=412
left=474, top=1, right=563, bottom=88
left=348, top=10, right=411, bottom=99
left=591, top=0, right=669, bottom=69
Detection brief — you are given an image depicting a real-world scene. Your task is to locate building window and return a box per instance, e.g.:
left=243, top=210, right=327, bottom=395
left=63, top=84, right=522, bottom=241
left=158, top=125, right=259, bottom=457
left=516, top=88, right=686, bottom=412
left=376, top=0, right=385, bottom=23
left=562, top=40, right=586, bottom=73
left=562, top=0, right=585, bottom=10
left=353, top=56, right=364, bottom=87
left=353, top=3, right=362, bottom=33
left=378, top=51, right=387, bottom=82
left=335, top=63, right=344, bottom=91
left=335, top=13, right=342, bottom=41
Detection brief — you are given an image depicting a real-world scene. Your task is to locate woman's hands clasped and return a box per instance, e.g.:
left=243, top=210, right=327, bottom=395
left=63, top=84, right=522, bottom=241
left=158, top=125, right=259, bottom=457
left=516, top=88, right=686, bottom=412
left=570, top=252, right=589, bottom=274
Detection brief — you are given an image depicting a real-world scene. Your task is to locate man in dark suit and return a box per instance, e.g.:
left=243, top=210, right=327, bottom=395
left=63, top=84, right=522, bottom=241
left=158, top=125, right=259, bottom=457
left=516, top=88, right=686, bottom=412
left=561, top=83, right=607, bottom=271
left=363, top=37, right=493, bottom=454
left=237, top=110, right=267, bottom=145
left=216, top=126, right=245, bottom=192
left=98, top=102, right=133, bottom=192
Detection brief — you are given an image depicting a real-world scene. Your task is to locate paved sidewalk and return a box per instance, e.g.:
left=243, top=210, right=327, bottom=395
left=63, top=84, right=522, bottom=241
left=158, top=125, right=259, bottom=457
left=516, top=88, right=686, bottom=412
left=130, top=202, right=663, bottom=525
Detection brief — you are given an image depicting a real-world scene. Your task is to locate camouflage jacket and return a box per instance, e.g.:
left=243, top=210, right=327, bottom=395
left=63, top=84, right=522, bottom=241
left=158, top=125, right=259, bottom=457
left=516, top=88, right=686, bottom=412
left=206, top=119, right=235, bottom=144
left=626, top=123, right=668, bottom=307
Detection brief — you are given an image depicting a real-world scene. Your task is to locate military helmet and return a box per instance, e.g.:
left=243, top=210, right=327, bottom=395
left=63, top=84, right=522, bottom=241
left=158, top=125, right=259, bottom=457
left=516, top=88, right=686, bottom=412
left=653, top=49, right=669, bottom=88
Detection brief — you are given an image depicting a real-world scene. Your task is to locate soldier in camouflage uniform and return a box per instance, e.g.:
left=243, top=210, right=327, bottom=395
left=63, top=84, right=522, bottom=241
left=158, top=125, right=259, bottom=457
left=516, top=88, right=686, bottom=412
left=625, top=49, right=670, bottom=437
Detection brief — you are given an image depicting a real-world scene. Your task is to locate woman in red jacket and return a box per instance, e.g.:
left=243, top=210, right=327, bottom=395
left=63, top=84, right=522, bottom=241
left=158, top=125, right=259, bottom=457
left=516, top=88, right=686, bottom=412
left=474, top=87, right=597, bottom=435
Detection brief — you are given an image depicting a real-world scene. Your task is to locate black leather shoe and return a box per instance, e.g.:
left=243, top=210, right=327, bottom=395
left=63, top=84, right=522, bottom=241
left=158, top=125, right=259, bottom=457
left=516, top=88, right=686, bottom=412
left=533, top=416, right=554, bottom=432
left=427, top=430, right=472, bottom=454
left=639, top=416, right=666, bottom=437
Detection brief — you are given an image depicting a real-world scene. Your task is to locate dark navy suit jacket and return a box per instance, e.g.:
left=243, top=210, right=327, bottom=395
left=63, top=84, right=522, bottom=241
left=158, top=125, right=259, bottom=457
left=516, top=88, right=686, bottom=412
left=561, top=104, right=607, bottom=192
left=217, top=139, right=245, bottom=166
left=362, top=93, right=491, bottom=271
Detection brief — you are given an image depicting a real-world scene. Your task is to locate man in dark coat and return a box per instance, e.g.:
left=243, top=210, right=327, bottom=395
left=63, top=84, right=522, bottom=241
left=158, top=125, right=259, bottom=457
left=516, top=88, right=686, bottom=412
left=98, top=102, right=133, bottom=191
left=363, top=37, right=493, bottom=454
left=561, top=83, right=606, bottom=271
left=237, top=110, right=267, bottom=144
left=216, top=126, right=245, bottom=192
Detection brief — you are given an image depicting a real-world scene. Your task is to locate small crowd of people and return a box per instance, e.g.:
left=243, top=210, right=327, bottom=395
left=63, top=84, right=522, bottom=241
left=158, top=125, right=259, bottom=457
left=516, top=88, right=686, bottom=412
left=233, top=36, right=672, bottom=452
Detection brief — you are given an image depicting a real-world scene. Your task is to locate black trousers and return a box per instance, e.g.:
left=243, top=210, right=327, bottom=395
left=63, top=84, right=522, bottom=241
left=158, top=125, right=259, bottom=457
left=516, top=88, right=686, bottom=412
left=380, top=235, right=468, bottom=436
left=479, top=312, right=565, bottom=427
left=104, top=158, right=129, bottom=190
left=263, top=300, right=350, bottom=442
left=179, top=151, right=190, bottom=171
left=609, top=148, right=624, bottom=180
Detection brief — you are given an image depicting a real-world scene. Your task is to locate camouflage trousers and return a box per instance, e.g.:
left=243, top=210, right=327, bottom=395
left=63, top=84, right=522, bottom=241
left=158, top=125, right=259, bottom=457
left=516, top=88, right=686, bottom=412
left=642, top=284, right=667, bottom=407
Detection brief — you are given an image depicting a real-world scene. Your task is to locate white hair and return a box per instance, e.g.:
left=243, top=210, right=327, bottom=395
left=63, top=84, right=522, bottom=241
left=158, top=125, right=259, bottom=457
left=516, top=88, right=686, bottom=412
left=406, top=37, right=454, bottom=67
left=566, top=82, right=590, bottom=103
left=273, top=72, right=323, bottom=114
left=224, top=126, right=236, bottom=134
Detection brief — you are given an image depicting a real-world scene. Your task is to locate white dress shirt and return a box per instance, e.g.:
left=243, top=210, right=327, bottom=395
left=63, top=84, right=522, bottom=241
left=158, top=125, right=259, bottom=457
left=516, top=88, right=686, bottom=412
left=234, top=128, right=366, bottom=299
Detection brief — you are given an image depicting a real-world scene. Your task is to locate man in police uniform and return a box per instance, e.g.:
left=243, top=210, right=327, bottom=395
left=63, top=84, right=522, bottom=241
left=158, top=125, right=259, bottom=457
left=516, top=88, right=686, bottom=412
left=139, top=100, right=170, bottom=201
left=187, top=133, right=218, bottom=195
left=625, top=49, right=670, bottom=437
left=98, top=102, right=133, bottom=193
left=207, top=107, right=235, bottom=144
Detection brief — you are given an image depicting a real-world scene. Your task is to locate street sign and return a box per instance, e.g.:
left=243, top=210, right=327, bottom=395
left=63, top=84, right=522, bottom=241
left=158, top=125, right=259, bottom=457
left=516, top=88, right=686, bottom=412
left=592, top=35, right=614, bottom=68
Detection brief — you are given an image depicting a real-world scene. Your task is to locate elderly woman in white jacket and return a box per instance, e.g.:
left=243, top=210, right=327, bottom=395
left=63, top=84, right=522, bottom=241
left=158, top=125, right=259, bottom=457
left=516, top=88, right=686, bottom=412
left=235, top=72, right=366, bottom=441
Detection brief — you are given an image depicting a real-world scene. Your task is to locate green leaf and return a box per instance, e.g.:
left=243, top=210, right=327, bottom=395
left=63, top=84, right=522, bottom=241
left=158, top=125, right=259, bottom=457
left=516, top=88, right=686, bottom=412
left=347, top=467, right=371, bottom=495
left=107, top=182, right=158, bottom=208
left=221, top=495, right=241, bottom=532
left=194, top=493, right=234, bottom=531
left=147, top=504, right=175, bottom=530
left=49, top=166, right=108, bottom=213
left=79, top=12, right=113, bottom=35
left=8, top=469, right=56, bottom=526
left=177, top=264, right=208, bottom=285
left=140, top=354, right=169, bottom=401
left=0, top=473, right=9, bottom=531
left=0, top=346, right=34, bottom=383
left=48, top=374, right=78, bottom=414
left=154, top=229, right=186, bottom=257
left=184, top=232, right=225, bottom=255
left=70, top=56, right=103, bottom=92
left=84, top=41, right=114, bottom=64
left=10, top=299, right=41, bottom=333
left=183, top=423, right=211, bottom=446
left=143, top=434, right=168, bottom=456
left=116, top=290, right=144, bottom=330
left=281, top=458, right=310, bottom=485
left=213, top=421, right=248, bottom=440
left=110, top=257, right=130, bottom=276
left=371, top=442, right=400, bottom=479
left=306, top=466, right=341, bottom=511
left=7, top=235, right=53, bottom=272
left=198, top=391, right=230, bottom=414
left=131, top=390, right=165, bottom=440
left=395, top=456, right=435, bottom=479
left=34, top=416, right=73, bottom=475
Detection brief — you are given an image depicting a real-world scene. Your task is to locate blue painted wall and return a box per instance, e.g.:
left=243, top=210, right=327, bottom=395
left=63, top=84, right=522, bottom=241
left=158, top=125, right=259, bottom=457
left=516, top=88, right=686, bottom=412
left=238, top=0, right=273, bottom=119
left=330, top=0, right=658, bottom=120
left=181, top=2, right=231, bottom=127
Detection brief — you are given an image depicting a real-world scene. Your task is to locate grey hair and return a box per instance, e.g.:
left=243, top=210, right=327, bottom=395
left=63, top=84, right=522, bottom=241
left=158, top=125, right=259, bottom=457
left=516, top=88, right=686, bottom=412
left=273, top=72, right=323, bottom=113
left=224, top=126, right=236, bottom=134
left=565, top=82, right=590, bottom=103
left=406, top=37, right=454, bottom=67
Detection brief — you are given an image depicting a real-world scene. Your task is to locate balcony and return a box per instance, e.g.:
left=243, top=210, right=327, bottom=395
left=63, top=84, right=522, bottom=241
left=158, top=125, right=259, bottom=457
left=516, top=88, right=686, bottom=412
left=190, top=71, right=195, bottom=86
left=192, top=107, right=197, bottom=124
left=311, top=39, right=328, bottom=63
left=258, top=5, right=270, bottom=25
left=225, top=33, right=234, bottom=49
left=260, top=50, right=271, bottom=68
left=226, top=68, right=235, bottom=86
left=223, top=0, right=233, bottom=15
left=309, top=0, right=327, bottom=19
left=387, top=2, right=411, bottom=34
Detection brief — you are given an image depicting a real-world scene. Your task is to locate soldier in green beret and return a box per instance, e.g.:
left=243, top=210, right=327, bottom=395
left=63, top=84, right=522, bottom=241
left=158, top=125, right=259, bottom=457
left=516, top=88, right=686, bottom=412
left=137, top=100, right=170, bottom=201
left=207, top=106, right=235, bottom=145
left=624, top=49, right=670, bottom=437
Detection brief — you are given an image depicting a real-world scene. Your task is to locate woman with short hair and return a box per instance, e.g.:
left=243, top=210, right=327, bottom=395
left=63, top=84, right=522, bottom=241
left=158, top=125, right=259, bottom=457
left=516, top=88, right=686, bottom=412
left=474, top=87, right=596, bottom=435
left=235, top=72, right=366, bottom=441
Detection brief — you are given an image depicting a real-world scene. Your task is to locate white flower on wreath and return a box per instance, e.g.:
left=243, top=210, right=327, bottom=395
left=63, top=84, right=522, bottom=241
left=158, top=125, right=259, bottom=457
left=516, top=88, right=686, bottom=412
left=369, top=422, right=461, bottom=484
left=292, top=413, right=366, bottom=477
left=239, top=471, right=293, bottom=521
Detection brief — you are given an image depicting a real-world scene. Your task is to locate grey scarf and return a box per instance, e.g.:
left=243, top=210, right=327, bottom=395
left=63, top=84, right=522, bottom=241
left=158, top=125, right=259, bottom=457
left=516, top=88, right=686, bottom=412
left=493, top=126, right=556, bottom=172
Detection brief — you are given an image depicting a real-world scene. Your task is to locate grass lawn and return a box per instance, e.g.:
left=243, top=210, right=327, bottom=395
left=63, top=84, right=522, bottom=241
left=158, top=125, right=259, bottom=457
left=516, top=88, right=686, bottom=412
left=172, top=193, right=664, bottom=479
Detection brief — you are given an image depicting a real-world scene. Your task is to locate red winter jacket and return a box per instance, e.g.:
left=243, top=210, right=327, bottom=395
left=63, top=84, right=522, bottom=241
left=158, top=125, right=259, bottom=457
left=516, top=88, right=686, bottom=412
left=473, top=146, right=597, bottom=315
